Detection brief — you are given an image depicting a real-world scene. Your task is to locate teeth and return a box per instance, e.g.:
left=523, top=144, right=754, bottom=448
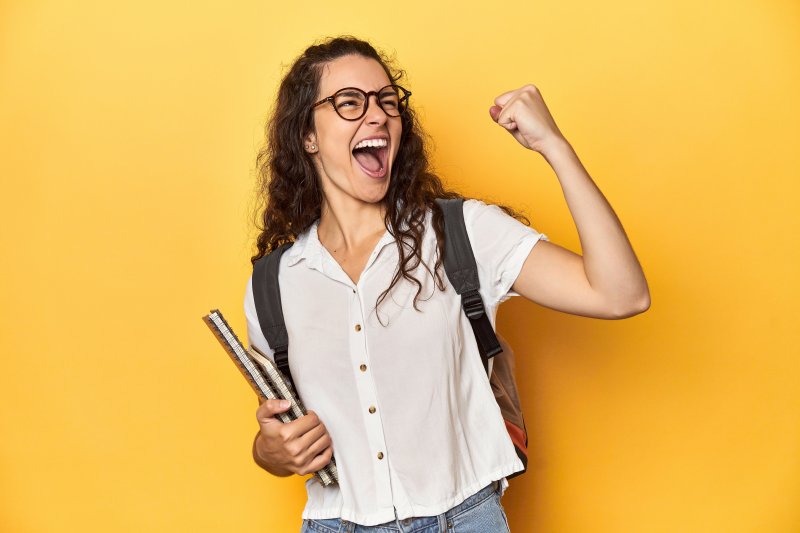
left=353, top=138, right=388, bottom=150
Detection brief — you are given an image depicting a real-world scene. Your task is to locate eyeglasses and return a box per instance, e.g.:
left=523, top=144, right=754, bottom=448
left=311, top=84, right=411, bottom=121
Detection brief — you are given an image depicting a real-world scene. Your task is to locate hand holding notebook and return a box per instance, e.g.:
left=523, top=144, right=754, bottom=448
left=255, top=398, right=335, bottom=478
left=202, top=309, right=339, bottom=486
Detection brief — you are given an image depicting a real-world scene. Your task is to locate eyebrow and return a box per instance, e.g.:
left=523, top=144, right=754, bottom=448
left=335, top=87, right=397, bottom=97
left=336, top=90, right=364, bottom=98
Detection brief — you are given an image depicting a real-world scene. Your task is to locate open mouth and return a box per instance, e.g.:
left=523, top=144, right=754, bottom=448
left=352, top=144, right=389, bottom=179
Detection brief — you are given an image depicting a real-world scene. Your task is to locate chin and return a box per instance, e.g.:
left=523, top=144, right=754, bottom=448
left=351, top=170, right=391, bottom=204
left=358, top=187, right=390, bottom=205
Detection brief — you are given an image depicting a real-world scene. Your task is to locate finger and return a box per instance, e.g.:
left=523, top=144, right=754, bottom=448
left=496, top=107, right=517, bottom=131
left=282, top=409, right=324, bottom=441
left=296, top=422, right=328, bottom=452
left=493, top=89, right=518, bottom=107
left=304, top=445, right=334, bottom=474
left=298, top=428, right=332, bottom=463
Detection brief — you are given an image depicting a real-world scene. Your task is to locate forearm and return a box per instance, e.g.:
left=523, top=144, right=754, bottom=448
left=253, top=431, right=294, bottom=477
left=540, top=137, right=650, bottom=312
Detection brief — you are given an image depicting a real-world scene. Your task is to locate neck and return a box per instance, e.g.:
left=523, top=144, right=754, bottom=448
left=317, top=195, right=387, bottom=252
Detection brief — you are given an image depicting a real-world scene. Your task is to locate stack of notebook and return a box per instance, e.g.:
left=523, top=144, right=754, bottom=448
left=202, top=309, right=339, bottom=486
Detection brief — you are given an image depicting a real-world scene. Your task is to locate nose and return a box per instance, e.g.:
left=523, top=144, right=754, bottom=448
left=364, top=94, right=389, bottom=125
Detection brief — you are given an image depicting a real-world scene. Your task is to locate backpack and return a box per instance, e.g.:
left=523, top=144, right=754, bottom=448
left=251, top=197, right=529, bottom=479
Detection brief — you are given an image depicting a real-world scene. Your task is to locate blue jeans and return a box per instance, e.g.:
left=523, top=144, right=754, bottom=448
left=300, top=480, right=510, bottom=532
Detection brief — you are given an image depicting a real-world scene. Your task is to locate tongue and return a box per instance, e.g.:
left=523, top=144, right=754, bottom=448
left=353, top=149, right=382, bottom=172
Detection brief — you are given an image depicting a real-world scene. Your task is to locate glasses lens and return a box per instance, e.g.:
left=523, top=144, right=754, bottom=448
left=332, top=86, right=409, bottom=119
left=377, top=86, right=405, bottom=117
left=333, top=89, right=367, bottom=120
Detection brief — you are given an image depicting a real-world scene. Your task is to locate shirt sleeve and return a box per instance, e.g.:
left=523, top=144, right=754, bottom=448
left=244, top=273, right=275, bottom=363
left=462, top=198, right=549, bottom=308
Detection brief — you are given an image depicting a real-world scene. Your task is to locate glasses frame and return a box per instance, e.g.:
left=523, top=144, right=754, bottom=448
left=311, top=84, right=412, bottom=121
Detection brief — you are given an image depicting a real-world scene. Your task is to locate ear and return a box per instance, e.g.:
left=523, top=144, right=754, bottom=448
left=303, top=132, right=318, bottom=154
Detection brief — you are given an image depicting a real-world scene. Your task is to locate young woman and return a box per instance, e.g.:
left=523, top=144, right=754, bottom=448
left=245, top=36, right=649, bottom=532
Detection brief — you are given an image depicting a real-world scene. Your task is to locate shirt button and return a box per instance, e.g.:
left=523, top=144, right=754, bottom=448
left=360, top=364, right=367, bottom=372
left=368, top=406, right=376, bottom=413
left=354, top=324, right=362, bottom=332
left=377, top=451, right=384, bottom=460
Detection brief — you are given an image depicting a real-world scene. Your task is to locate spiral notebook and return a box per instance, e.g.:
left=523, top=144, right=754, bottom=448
left=202, top=309, right=338, bottom=486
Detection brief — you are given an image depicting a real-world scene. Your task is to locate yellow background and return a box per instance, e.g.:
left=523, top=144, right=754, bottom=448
left=2, top=1, right=798, bottom=531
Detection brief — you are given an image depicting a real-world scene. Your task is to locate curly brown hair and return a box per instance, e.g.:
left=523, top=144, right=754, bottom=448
left=251, top=35, right=530, bottom=317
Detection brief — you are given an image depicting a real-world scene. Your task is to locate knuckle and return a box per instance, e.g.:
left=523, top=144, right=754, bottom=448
left=287, top=443, right=300, bottom=457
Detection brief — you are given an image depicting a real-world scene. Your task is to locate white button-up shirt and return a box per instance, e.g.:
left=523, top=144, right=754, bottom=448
left=244, top=199, right=548, bottom=526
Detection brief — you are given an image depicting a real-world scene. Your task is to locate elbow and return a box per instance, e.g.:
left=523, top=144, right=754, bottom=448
left=609, top=292, right=651, bottom=319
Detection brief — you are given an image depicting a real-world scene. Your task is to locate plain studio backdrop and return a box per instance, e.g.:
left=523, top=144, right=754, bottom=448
left=1, top=1, right=798, bottom=532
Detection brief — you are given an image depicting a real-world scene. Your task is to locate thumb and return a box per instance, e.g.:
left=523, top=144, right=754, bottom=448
left=274, top=399, right=291, bottom=411
left=489, top=105, right=502, bottom=122
left=257, top=399, right=291, bottom=424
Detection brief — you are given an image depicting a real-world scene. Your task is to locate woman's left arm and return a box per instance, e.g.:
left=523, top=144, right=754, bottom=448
left=489, top=84, right=650, bottom=319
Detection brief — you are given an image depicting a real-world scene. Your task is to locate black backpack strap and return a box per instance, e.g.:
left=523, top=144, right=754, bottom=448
left=251, top=242, right=296, bottom=390
left=435, top=198, right=503, bottom=374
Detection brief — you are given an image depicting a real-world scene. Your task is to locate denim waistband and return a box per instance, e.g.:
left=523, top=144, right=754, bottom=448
left=442, top=480, right=500, bottom=520
left=330, top=480, right=502, bottom=532
left=393, top=480, right=500, bottom=528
